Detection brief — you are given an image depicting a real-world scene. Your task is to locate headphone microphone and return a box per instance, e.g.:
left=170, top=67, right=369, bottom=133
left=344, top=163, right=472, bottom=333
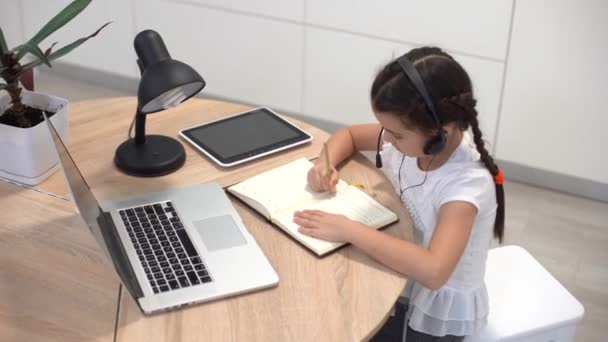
left=375, top=127, right=384, bottom=168
left=375, top=54, right=446, bottom=169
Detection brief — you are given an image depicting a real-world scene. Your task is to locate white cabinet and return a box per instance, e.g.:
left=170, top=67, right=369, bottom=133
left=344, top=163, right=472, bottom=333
left=20, top=0, right=139, bottom=78
left=306, top=0, right=513, bottom=61
left=135, top=0, right=304, bottom=113
left=304, top=27, right=505, bottom=148
left=496, top=0, right=608, bottom=183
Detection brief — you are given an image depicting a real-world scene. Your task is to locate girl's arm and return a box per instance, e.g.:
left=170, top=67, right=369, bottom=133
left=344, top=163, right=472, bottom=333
left=321, top=124, right=383, bottom=168
left=348, top=201, right=477, bottom=290
left=308, top=124, right=383, bottom=192
left=296, top=200, right=477, bottom=290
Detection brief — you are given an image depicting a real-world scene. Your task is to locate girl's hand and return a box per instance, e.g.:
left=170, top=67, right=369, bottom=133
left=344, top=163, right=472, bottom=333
left=293, top=210, right=357, bottom=242
left=307, top=163, right=339, bottom=193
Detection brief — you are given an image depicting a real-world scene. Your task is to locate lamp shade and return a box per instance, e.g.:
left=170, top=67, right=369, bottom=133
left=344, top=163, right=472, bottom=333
left=139, top=59, right=205, bottom=113
left=134, top=29, right=205, bottom=113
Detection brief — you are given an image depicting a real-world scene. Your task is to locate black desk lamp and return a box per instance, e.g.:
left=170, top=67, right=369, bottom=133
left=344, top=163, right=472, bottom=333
left=114, top=30, right=205, bottom=176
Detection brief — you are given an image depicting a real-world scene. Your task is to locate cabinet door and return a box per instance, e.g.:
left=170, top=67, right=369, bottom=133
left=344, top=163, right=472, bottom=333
left=183, top=0, right=304, bottom=22
left=306, top=0, right=513, bottom=61
left=496, top=0, right=608, bottom=183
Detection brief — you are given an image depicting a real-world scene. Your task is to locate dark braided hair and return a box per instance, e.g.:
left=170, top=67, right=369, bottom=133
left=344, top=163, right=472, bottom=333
left=371, top=46, right=505, bottom=242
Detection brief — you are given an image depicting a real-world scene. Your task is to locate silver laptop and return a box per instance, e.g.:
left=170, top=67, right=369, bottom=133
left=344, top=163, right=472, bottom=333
left=43, top=114, right=278, bottom=314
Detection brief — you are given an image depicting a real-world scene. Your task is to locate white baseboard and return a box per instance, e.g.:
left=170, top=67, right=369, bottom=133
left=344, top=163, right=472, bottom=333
left=497, top=159, right=607, bottom=202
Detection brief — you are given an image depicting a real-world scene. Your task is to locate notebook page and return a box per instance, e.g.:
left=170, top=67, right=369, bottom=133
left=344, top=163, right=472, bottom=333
left=274, top=185, right=396, bottom=228
left=229, top=158, right=347, bottom=216
left=272, top=185, right=398, bottom=254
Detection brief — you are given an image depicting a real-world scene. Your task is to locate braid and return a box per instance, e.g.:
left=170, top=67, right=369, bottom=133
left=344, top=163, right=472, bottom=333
left=440, top=93, right=505, bottom=242
left=466, top=105, right=505, bottom=243
left=440, top=93, right=498, bottom=173
left=469, top=116, right=498, bottom=174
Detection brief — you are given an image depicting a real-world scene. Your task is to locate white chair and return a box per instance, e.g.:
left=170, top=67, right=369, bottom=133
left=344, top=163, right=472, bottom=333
left=465, top=245, right=584, bottom=342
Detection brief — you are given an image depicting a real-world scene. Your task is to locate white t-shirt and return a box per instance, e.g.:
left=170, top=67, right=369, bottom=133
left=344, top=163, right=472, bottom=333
left=380, top=131, right=497, bottom=337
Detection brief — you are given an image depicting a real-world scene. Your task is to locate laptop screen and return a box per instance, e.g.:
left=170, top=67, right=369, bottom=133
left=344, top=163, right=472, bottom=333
left=44, top=115, right=142, bottom=299
left=44, top=116, right=112, bottom=259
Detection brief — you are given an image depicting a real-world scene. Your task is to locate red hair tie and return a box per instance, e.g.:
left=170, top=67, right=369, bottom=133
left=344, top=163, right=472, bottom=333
left=494, top=169, right=504, bottom=185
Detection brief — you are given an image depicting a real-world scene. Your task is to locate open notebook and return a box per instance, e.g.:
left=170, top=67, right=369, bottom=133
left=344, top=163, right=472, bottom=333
left=227, top=158, right=398, bottom=256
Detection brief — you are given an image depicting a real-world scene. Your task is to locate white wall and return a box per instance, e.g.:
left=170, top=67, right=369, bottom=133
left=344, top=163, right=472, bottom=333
left=496, top=0, right=608, bottom=183
left=19, top=0, right=139, bottom=78
left=134, top=0, right=305, bottom=114
left=0, top=0, right=24, bottom=48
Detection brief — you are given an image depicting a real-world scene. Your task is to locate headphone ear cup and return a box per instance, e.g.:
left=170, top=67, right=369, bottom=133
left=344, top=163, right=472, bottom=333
left=423, top=131, right=447, bottom=155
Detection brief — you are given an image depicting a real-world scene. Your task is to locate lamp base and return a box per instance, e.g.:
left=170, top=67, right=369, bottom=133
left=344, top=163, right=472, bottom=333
left=115, top=135, right=186, bottom=177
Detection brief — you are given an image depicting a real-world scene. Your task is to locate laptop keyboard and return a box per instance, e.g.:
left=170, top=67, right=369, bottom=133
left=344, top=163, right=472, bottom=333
left=119, top=201, right=213, bottom=294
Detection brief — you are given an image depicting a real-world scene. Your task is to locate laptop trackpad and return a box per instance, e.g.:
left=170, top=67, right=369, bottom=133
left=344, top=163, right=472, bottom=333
left=193, top=215, right=247, bottom=252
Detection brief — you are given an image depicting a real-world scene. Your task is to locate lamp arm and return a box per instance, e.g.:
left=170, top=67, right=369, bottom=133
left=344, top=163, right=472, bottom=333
left=134, top=108, right=147, bottom=144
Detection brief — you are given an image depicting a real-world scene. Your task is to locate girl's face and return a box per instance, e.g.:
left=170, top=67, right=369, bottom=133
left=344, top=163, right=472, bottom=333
left=374, top=112, right=429, bottom=157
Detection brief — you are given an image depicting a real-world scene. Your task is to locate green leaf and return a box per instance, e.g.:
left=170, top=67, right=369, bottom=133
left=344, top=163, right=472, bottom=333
left=16, top=0, right=93, bottom=60
left=0, top=27, right=8, bottom=56
left=13, top=42, right=52, bottom=67
left=19, top=22, right=111, bottom=74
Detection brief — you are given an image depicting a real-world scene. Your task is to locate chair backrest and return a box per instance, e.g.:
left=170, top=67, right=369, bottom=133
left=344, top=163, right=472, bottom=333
left=465, top=245, right=584, bottom=342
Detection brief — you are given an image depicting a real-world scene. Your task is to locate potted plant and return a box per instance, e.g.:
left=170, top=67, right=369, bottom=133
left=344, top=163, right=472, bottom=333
left=0, top=0, right=109, bottom=185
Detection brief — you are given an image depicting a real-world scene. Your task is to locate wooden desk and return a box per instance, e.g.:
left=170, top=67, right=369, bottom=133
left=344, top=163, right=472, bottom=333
left=0, top=181, right=119, bottom=342
left=34, top=97, right=331, bottom=199
left=6, top=97, right=413, bottom=341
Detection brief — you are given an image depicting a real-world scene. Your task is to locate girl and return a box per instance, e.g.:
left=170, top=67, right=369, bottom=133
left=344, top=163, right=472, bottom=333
left=293, top=47, right=505, bottom=342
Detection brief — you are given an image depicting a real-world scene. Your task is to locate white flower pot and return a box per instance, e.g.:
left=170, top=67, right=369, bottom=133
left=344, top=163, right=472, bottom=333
left=0, top=90, right=69, bottom=185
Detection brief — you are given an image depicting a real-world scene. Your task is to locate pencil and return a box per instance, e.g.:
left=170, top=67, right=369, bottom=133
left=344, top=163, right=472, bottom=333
left=322, top=142, right=331, bottom=177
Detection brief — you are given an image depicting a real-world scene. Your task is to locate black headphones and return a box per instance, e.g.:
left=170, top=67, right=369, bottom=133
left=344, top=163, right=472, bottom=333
left=376, top=54, right=446, bottom=168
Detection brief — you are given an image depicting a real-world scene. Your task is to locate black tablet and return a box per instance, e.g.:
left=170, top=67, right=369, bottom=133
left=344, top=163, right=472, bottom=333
left=179, top=107, right=312, bottom=167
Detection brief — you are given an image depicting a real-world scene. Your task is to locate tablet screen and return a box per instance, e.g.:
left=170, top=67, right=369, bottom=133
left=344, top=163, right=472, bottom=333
left=180, top=107, right=312, bottom=167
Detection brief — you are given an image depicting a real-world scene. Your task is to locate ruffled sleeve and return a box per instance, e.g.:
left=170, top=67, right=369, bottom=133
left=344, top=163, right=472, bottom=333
left=405, top=281, right=489, bottom=336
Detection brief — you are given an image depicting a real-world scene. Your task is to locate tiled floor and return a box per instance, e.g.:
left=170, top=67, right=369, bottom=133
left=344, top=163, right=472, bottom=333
left=33, top=70, right=608, bottom=341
